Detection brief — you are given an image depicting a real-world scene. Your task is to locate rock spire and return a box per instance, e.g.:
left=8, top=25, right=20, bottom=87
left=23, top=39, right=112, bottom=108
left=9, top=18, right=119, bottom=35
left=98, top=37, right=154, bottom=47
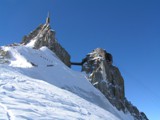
left=21, top=14, right=71, bottom=67
left=46, top=12, right=50, bottom=25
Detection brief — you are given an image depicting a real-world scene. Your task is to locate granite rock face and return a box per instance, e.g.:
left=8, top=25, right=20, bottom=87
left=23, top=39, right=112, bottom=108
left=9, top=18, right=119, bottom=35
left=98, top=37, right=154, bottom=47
left=82, top=48, right=148, bottom=120
left=21, top=17, right=71, bottom=67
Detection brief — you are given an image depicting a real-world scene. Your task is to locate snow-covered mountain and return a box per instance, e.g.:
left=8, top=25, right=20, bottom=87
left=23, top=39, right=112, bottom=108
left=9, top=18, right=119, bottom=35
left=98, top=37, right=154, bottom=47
left=0, top=16, right=148, bottom=120
left=0, top=45, right=133, bottom=120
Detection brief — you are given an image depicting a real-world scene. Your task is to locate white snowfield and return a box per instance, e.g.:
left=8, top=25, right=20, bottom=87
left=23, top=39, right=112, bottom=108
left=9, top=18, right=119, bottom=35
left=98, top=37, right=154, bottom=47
left=0, top=45, right=134, bottom=120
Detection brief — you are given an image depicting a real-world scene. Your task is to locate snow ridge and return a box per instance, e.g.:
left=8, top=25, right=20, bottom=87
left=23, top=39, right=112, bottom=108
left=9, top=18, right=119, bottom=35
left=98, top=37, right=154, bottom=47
left=0, top=45, right=134, bottom=120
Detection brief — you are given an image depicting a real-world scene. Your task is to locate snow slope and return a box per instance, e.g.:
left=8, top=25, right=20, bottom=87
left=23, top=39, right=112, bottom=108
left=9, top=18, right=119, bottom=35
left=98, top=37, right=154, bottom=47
left=0, top=45, right=134, bottom=120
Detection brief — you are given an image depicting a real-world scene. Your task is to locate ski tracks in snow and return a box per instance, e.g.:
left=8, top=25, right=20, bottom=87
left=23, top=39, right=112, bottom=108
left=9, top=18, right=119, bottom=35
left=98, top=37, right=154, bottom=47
left=0, top=102, right=15, bottom=120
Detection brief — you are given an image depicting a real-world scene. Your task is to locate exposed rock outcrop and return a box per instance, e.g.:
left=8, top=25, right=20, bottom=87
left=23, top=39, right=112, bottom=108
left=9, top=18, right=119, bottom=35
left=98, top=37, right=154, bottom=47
left=0, top=48, right=10, bottom=64
left=21, top=15, right=71, bottom=67
left=82, top=48, right=148, bottom=120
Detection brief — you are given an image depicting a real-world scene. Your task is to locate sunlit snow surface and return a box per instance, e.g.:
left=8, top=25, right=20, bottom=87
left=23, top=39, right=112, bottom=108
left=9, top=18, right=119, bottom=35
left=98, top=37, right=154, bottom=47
left=0, top=45, right=134, bottom=120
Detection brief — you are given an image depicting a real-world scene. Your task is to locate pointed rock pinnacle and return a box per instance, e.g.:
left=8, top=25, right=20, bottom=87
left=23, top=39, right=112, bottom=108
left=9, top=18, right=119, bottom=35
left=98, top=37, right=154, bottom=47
left=46, top=12, right=50, bottom=24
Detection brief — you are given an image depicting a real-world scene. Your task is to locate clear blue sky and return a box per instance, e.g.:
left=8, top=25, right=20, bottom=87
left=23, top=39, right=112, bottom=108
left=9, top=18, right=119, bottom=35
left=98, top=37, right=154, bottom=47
left=0, top=0, right=160, bottom=119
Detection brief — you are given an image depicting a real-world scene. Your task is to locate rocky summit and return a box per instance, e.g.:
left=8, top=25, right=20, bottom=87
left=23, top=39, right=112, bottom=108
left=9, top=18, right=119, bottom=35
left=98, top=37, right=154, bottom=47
left=82, top=48, right=148, bottom=120
left=21, top=14, right=71, bottom=67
